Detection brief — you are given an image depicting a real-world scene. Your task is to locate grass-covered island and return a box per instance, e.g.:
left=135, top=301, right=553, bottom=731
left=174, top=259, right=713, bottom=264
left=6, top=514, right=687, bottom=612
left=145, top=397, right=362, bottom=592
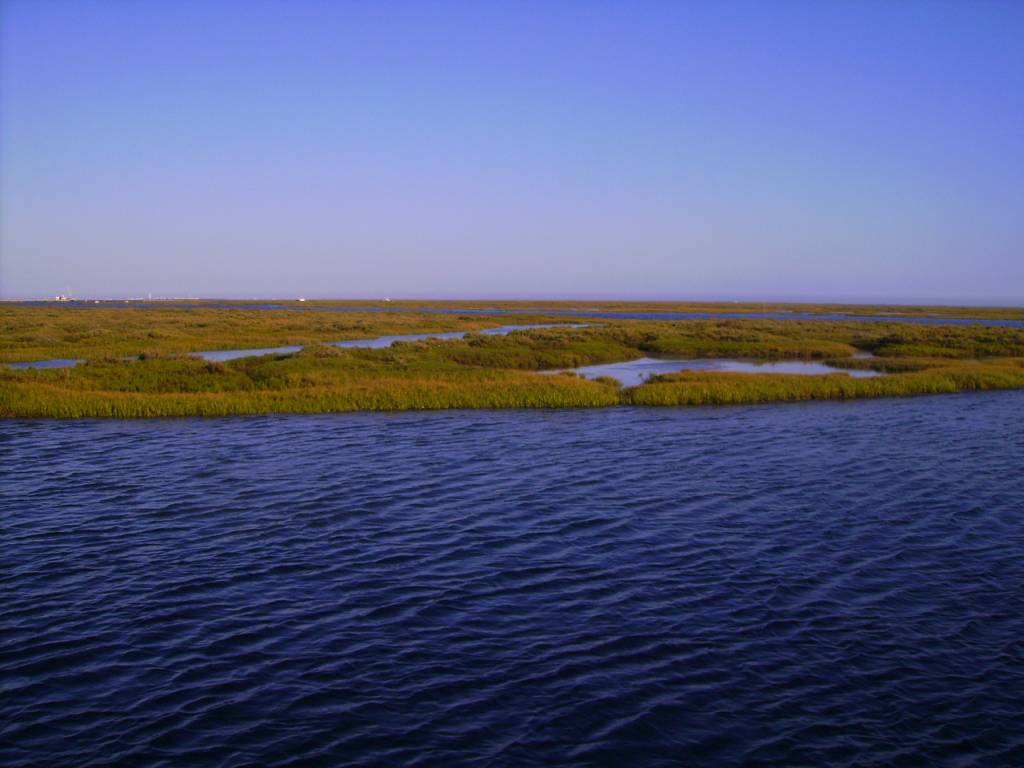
left=3, top=301, right=1024, bottom=418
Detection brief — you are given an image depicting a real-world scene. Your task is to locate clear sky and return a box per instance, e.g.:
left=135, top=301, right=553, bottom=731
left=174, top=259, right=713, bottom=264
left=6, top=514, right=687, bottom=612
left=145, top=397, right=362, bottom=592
left=1, top=0, right=1022, bottom=303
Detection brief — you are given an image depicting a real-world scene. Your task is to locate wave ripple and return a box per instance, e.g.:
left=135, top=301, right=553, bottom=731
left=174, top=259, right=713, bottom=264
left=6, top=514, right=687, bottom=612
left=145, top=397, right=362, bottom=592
left=3, top=392, right=1024, bottom=766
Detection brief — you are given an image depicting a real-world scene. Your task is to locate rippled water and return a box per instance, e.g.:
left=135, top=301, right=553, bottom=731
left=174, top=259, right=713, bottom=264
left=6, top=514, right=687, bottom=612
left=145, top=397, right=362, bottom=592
left=555, top=357, right=882, bottom=387
left=3, top=393, right=1024, bottom=766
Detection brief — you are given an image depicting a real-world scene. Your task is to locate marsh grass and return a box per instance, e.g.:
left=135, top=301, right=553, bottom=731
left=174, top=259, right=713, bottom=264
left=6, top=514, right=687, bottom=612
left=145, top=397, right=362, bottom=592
left=0, top=355, right=620, bottom=418
left=287, top=299, right=1024, bottom=321
left=0, top=306, right=528, bottom=362
left=3, top=305, right=1024, bottom=417
left=624, top=360, right=1024, bottom=406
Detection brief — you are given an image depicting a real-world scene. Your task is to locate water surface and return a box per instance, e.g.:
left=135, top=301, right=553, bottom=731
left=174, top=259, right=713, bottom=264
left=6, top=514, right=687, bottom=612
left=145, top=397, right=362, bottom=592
left=6, top=324, right=587, bottom=367
left=196, top=323, right=587, bottom=361
left=556, top=357, right=881, bottom=387
left=195, top=345, right=304, bottom=363
left=328, top=323, right=589, bottom=350
left=5, top=358, right=83, bottom=370
left=3, top=393, right=1023, bottom=766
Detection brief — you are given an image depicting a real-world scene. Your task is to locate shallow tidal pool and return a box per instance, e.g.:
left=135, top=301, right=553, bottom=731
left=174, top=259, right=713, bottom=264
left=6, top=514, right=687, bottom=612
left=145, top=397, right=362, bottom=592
left=551, top=356, right=882, bottom=387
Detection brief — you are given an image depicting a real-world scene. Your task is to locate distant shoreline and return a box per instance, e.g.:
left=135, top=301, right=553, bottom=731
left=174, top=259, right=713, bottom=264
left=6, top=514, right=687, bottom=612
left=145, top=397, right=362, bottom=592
left=3, top=298, right=1024, bottom=321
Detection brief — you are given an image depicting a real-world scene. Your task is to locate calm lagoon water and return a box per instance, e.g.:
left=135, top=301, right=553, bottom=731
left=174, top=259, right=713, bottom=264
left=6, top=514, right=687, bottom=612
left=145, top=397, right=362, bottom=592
left=6, top=324, right=588, bottom=367
left=3, top=391, right=1024, bottom=766
left=555, top=357, right=882, bottom=387
left=6, top=358, right=83, bottom=370
left=197, top=323, right=587, bottom=362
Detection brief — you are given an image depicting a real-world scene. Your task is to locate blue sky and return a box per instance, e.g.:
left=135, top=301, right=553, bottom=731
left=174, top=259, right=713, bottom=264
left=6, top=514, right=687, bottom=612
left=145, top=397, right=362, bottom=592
left=1, top=0, right=1022, bottom=303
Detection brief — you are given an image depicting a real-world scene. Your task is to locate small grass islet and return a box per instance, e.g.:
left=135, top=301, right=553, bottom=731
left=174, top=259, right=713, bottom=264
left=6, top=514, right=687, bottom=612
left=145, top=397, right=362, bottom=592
left=2, top=302, right=1024, bottom=417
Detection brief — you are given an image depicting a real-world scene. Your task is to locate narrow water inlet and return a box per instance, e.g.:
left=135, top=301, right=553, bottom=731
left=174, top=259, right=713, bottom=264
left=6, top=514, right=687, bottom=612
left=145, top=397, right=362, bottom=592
left=5, top=324, right=592, bottom=367
left=549, top=357, right=883, bottom=387
left=196, top=324, right=591, bottom=361
left=6, top=358, right=84, bottom=370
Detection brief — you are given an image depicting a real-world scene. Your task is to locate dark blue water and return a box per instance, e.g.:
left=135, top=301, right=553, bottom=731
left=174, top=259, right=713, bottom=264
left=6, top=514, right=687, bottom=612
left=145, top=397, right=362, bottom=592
left=17, top=300, right=1024, bottom=327
left=3, top=393, right=1024, bottom=766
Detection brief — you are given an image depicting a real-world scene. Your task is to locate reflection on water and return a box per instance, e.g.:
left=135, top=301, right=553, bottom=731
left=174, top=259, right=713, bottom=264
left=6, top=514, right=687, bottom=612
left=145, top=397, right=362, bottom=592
left=6, top=358, right=83, bottom=370
left=329, top=324, right=586, bottom=351
left=6, top=325, right=590, bottom=368
left=192, top=324, right=588, bottom=361
left=331, top=331, right=464, bottom=349
left=556, top=357, right=882, bottom=387
left=195, top=345, right=304, bottom=362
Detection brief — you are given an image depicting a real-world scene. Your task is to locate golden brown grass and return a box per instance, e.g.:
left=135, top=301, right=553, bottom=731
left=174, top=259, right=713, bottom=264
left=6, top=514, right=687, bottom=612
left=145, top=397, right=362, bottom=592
left=3, top=305, right=1024, bottom=417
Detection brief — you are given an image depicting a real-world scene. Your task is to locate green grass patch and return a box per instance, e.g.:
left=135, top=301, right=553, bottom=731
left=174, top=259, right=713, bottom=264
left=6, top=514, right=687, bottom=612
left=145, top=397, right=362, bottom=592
left=3, top=305, right=1024, bottom=417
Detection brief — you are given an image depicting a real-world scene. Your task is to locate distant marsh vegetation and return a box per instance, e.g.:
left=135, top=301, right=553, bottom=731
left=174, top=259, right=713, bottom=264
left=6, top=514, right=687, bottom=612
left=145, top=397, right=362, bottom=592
left=3, top=305, right=1024, bottom=417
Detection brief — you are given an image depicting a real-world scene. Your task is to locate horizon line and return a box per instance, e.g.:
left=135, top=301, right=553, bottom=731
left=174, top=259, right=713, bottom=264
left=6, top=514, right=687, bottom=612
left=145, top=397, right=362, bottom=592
left=3, top=295, right=1023, bottom=309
